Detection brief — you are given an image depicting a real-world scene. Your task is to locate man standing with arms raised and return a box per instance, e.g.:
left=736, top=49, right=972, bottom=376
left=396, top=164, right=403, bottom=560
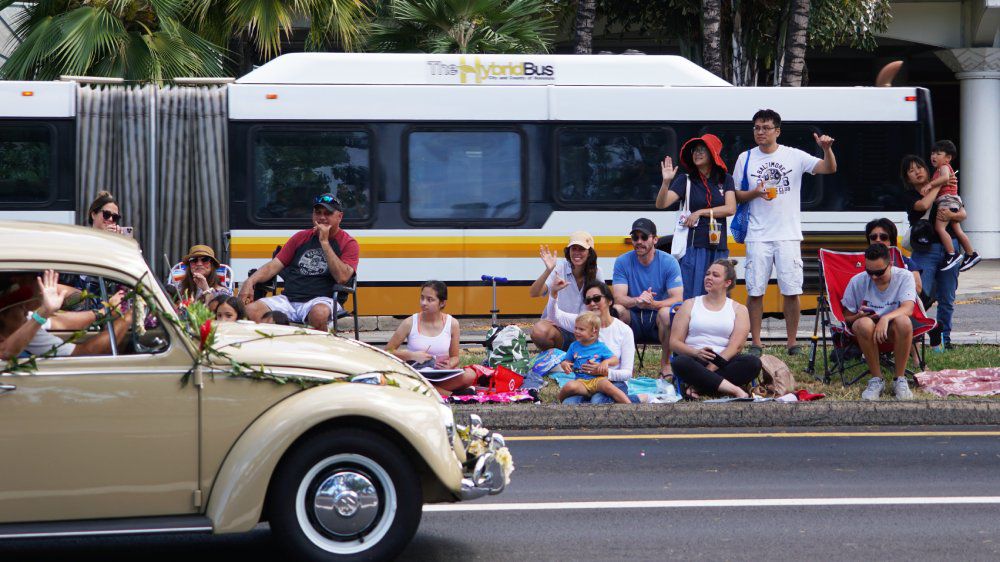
left=733, top=109, right=837, bottom=356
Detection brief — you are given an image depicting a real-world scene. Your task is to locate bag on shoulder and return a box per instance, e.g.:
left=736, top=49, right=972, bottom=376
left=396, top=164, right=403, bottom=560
left=730, top=149, right=753, bottom=244
left=484, top=325, right=530, bottom=375
left=758, top=354, right=796, bottom=397
left=670, top=177, right=692, bottom=260
left=902, top=203, right=934, bottom=252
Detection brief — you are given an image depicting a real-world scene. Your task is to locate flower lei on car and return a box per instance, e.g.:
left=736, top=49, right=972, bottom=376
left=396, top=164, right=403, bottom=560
left=457, top=422, right=514, bottom=486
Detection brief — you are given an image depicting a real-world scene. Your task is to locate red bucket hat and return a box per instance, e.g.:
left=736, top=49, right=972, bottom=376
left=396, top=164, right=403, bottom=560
left=679, top=134, right=727, bottom=174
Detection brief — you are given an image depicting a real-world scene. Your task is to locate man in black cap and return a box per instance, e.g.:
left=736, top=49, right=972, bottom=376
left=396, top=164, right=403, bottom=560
left=612, top=218, right=685, bottom=376
left=239, top=193, right=359, bottom=330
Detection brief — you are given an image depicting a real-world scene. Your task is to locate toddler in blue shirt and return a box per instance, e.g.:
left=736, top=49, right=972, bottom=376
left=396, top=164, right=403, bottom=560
left=558, top=312, right=629, bottom=403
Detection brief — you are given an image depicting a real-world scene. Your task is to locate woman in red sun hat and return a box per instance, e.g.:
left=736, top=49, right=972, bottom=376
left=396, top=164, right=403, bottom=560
left=655, top=134, right=737, bottom=300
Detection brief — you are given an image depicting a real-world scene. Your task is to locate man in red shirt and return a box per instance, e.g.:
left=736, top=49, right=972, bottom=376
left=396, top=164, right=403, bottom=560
left=239, top=194, right=360, bottom=330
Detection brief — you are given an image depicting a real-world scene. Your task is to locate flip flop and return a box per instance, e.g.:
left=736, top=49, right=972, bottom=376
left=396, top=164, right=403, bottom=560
left=786, top=344, right=804, bottom=356
left=747, top=345, right=763, bottom=357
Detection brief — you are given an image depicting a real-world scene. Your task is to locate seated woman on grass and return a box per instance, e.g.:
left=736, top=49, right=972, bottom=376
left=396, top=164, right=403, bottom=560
left=557, top=311, right=629, bottom=404
left=670, top=259, right=761, bottom=399
left=547, top=278, right=637, bottom=404
left=385, top=281, right=477, bottom=394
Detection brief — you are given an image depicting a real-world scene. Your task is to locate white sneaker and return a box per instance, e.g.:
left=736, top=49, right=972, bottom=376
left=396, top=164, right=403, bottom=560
left=861, top=377, right=884, bottom=401
left=893, top=377, right=913, bottom=400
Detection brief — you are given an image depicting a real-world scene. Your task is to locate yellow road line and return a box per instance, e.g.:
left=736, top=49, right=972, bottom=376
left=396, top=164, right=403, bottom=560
left=505, top=431, right=1000, bottom=441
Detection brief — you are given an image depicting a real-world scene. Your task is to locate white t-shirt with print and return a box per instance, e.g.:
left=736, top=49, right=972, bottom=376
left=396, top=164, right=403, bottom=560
left=733, top=145, right=821, bottom=242
left=541, top=261, right=605, bottom=321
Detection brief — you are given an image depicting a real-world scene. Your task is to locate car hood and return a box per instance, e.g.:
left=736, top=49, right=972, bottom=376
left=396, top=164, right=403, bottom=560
left=211, top=321, right=431, bottom=388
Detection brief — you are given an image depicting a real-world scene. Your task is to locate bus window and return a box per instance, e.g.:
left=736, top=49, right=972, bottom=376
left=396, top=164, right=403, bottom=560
left=252, top=129, right=371, bottom=221
left=556, top=128, right=675, bottom=205
left=406, top=130, right=523, bottom=222
left=0, top=124, right=54, bottom=204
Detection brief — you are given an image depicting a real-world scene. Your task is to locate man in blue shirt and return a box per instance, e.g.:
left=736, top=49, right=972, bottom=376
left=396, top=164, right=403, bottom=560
left=612, top=218, right=685, bottom=376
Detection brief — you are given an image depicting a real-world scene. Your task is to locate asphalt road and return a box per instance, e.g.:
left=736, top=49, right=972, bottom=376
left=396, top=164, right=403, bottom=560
left=4, top=427, right=1000, bottom=561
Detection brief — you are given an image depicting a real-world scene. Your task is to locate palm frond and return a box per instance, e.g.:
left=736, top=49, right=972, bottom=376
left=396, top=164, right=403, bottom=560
left=224, top=0, right=295, bottom=60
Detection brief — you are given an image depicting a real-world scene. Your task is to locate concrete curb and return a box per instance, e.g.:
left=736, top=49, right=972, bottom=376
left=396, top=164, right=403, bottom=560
left=452, top=401, right=1000, bottom=430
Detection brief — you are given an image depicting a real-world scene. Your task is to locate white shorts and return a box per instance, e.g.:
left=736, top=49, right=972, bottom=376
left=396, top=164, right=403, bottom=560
left=745, top=240, right=803, bottom=297
left=258, top=295, right=340, bottom=324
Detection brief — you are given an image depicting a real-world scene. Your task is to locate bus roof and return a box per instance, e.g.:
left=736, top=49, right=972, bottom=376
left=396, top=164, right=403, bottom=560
left=0, top=81, right=76, bottom=118
left=236, top=53, right=733, bottom=87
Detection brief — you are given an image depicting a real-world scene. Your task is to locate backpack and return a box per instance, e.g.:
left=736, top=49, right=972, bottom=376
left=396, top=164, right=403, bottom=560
left=757, top=354, right=796, bottom=397
left=484, top=325, right=530, bottom=375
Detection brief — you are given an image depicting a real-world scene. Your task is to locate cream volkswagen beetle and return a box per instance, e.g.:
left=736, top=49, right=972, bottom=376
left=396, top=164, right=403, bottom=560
left=0, top=222, right=508, bottom=561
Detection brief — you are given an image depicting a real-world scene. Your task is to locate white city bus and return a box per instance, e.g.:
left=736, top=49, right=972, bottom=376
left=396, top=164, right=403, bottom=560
left=1, top=53, right=934, bottom=315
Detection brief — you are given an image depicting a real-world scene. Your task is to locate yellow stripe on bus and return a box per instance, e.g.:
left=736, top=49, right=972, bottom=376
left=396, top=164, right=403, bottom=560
left=297, top=284, right=816, bottom=316
left=231, top=235, right=751, bottom=259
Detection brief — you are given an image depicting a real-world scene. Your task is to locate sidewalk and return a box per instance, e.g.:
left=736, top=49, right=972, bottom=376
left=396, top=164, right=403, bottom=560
left=352, top=259, right=1000, bottom=347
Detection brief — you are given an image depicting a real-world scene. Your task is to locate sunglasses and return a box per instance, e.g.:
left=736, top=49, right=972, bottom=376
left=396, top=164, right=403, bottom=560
left=584, top=295, right=604, bottom=305
left=866, top=264, right=890, bottom=277
left=753, top=125, right=777, bottom=132
left=100, top=210, right=121, bottom=223
left=631, top=233, right=650, bottom=242
left=692, top=146, right=709, bottom=155
left=189, top=256, right=213, bottom=264
left=314, top=194, right=343, bottom=208
left=868, top=233, right=891, bottom=242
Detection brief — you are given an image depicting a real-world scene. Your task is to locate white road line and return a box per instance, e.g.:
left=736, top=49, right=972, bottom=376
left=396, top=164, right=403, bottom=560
left=425, top=497, right=1000, bottom=512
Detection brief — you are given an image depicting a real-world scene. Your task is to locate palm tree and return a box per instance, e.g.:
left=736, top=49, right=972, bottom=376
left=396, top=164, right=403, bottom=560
left=193, top=0, right=371, bottom=62
left=367, top=0, right=555, bottom=54
left=0, top=0, right=229, bottom=81
left=700, top=0, right=723, bottom=78
left=573, top=0, right=595, bottom=54
left=779, top=0, right=810, bottom=86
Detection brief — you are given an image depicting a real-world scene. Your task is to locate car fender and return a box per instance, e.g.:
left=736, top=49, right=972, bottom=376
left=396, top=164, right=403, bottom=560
left=205, top=383, right=461, bottom=533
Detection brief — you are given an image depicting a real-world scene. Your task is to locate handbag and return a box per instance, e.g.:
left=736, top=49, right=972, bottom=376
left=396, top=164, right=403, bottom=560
left=730, top=149, right=753, bottom=244
left=902, top=205, right=933, bottom=252
left=670, top=176, right=691, bottom=260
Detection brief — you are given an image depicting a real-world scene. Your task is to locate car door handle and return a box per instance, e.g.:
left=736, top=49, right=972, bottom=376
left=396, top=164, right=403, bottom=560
left=0, top=384, right=15, bottom=394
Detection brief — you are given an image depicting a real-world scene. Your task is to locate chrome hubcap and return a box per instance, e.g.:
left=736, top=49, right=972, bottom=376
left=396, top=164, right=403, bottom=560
left=313, top=471, right=379, bottom=537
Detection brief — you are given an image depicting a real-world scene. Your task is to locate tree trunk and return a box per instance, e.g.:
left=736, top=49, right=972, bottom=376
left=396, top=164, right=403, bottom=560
left=780, top=0, right=810, bottom=86
left=574, top=0, right=596, bottom=54
left=701, top=0, right=723, bottom=78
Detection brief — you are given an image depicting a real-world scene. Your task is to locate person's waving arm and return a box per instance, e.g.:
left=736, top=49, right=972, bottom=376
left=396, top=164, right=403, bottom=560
left=811, top=133, right=838, bottom=174
left=529, top=246, right=558, bottom=298
left=655, top=157, right=681, bottom=209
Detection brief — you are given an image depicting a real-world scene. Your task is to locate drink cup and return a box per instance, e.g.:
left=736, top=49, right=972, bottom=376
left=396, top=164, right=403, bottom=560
left=708, top=220, right=721, bottom=245
left=764, top=179, right=779, bottom=200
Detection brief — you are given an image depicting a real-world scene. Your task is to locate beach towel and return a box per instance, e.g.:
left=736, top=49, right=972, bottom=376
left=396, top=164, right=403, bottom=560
left=914, top=368, right=1000, bottom=397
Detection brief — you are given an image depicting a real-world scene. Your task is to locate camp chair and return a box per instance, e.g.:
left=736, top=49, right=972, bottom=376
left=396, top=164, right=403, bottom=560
left=808, top=248, right=936, bottom=386
left=167, top=261, right=235, bottom=296
left=634, top=302, right=683, bottom=369
left=248, top=245, right=359, bottom=339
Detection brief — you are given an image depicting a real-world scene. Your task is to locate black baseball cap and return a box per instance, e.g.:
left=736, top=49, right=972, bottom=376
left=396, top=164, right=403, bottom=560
left=313, top=193, right=343, bottom=212
left=630, top=218, right=657, bottom=237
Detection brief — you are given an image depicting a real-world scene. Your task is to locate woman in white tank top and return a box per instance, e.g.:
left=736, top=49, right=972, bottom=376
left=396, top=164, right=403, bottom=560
left=386, top=281, right=476, bottom=392
left=669, top=260, right=761, bottom=399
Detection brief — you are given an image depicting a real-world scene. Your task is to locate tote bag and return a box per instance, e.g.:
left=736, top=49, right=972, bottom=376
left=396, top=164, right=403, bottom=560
left=670, top=177, right=691, bottom=260
left=730, top=150, right=753, bottom=244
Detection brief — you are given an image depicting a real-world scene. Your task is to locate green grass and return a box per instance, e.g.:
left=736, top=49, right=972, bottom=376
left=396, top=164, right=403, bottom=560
left=460, top=344, right=1000, bottom=403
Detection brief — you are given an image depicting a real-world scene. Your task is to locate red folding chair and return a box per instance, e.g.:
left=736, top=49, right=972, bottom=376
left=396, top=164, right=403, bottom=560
left=807, top=248, right=936, bottom=386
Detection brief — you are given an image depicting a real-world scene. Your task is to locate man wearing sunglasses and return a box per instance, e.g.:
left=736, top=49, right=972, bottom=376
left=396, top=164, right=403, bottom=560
left=841, top=243, right=917, bottom=400
left=239, top=193, right=359, bottom=331
left=732, top=109, right=838, bottom=357
left=612, top=218, right=684, bottom=377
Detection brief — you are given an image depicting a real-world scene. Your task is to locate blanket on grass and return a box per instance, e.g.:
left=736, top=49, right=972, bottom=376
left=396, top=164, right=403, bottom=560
left=914, top=368, right=1000, bottom=397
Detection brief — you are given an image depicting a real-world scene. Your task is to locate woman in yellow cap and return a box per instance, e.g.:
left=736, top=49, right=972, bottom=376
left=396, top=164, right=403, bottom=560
left=172, top=245, right=231, bottom=302
left=529, top=231, right=603, bottom=351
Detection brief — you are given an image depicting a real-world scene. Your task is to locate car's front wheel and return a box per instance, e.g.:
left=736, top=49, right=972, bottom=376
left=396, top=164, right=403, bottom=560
left=268, top=428, right=423, bottom=561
